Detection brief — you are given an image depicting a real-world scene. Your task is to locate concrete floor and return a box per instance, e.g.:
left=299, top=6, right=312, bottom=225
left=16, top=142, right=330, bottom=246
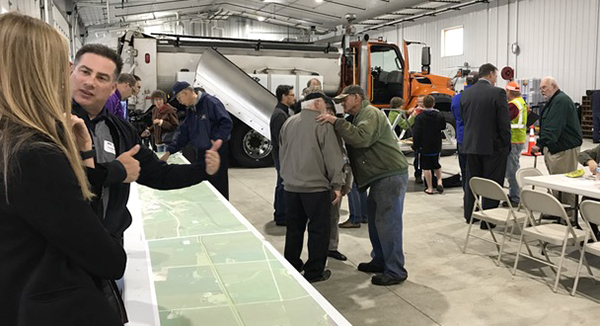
left=227, top=139, right=600, bottom=326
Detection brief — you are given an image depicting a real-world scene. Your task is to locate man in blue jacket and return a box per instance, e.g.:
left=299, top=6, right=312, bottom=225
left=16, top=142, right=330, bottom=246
left=450, top=73, right=477, bottom=209
left=161, top=81, right=233, bottom=199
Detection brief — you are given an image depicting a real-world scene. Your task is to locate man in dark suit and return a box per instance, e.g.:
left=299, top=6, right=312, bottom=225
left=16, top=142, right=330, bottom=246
left=461, top=63, right=511, bottom=227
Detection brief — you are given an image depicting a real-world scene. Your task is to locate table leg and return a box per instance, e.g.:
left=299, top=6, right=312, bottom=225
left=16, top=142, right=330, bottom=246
left=573, top=194, right=581, bottom=229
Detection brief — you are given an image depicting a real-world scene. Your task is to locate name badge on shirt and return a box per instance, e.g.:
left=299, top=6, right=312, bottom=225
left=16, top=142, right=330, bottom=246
left=104, top=140, right=116, bottom=155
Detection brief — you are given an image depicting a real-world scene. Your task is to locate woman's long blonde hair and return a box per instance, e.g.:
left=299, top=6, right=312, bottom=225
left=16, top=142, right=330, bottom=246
left=0, top=12, right=93, bottom=200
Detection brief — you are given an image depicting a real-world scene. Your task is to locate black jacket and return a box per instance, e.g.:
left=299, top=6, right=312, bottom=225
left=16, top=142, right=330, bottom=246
left=460, top=79, right=511, bottom=155
left=0, top=144, right=126, bottom=326
left=412, top=109, right=446, bottom=154
left=72, top=102, right=212, bottom=237
left=270, top=102, right=290, bottom=161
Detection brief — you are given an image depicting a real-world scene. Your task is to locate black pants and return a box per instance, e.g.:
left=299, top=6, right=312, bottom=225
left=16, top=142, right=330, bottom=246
left=594, top=113, right=600, bottom=143
left=284, top=190, right=331, bottom=280
left=458, top=144, right=468, bottom=205
left=593, top=91, right=600, bottom=142
left=464, top=147, right=509, bottom=221
left=182, top=142, right=230, bottom=200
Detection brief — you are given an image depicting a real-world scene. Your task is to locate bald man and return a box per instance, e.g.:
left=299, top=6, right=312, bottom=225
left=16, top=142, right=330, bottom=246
left=532, top=77, right=582, bottom=207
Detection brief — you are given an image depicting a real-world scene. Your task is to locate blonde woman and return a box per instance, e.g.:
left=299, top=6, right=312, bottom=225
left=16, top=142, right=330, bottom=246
left=0, top=12, right=126, bottom=325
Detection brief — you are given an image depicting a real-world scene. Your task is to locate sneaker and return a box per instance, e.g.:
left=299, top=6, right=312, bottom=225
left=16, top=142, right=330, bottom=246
left=339, top=220, right=360, bottom=228
left=371, top=273, right=407, bottom=286
left=501, top=200, right=519, bottom=208
left=327, top=250, right=347, bottom=261
left=306, top=270, right=331, bottom=283
left=357, top=261, right=384, bottom=273
left=436, top=184, right=444, bottom=194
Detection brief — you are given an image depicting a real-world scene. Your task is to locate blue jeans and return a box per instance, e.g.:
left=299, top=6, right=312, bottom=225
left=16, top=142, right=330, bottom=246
left=274, top=159, right=286, bottom=224
left=367, top=174, right=408, bottom=279
left=347, top=181, right=367, bottom=224
left=505, top=143, right=524, bottom=202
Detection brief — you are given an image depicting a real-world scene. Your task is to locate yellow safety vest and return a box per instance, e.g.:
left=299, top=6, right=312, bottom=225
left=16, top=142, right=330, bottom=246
left=510, top=97, right=528, bottom=143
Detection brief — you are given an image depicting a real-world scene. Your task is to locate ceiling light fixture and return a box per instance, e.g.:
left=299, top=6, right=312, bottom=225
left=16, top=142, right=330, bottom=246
left=316, top=0, right=324, bottom=2
left=257, top=16, right=266, bottom=21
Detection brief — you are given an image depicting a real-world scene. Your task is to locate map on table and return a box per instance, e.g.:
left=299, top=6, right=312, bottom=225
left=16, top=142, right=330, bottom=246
left=134, top=154, right=348, bottom=326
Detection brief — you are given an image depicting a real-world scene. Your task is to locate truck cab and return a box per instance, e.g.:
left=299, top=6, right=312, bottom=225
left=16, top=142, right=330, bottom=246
left=342, top=37, right=456, bottom=150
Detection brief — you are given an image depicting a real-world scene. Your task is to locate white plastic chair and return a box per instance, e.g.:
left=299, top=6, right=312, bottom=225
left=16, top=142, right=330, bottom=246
left=463, top=177, right=528, bottom=266
left=571, top=200, right=600, bottom=296
left=512, top=189, right=589, bottom=293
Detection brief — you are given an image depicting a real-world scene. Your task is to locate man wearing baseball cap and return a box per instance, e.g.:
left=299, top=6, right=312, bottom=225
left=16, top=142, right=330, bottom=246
left=161, top=81, right=233, bottom=199
left=317, top=85, right=409, bottom=286
left=504, top=81, right=528, bottom=206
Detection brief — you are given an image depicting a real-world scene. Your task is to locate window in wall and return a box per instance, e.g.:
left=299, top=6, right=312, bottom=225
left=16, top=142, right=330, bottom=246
left=441, top=26, right=463, bottom=57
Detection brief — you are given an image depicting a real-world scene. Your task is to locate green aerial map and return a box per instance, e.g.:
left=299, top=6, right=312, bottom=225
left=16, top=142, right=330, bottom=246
left=127, top=154, right=348, bottom=326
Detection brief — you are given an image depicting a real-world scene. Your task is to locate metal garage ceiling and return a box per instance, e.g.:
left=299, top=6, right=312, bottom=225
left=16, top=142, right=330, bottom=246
left=74, top=0, right=485, bottom=34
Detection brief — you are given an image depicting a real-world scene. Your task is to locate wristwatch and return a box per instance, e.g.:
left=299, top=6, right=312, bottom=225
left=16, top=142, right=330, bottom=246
left=79, top=149, right=96, bottom=160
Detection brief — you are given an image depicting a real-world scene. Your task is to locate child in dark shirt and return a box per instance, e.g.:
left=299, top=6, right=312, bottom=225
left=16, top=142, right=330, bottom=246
left=412, top=95, right=446, bottom=194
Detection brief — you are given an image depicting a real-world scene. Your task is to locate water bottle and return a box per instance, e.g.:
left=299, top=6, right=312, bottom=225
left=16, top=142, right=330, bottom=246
left=596, top=167, right=600, bottom=182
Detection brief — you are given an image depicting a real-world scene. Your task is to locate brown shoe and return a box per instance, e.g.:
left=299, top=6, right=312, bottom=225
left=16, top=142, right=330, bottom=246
left=338, top=220, right=360, bottom=228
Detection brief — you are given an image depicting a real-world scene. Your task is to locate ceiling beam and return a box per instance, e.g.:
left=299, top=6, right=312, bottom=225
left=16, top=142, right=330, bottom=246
left=361, top=0, right=491, bottom=33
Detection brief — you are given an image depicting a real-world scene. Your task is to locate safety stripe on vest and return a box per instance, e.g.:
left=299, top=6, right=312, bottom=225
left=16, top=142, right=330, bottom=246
left=510, top=98, right=526, bottom=129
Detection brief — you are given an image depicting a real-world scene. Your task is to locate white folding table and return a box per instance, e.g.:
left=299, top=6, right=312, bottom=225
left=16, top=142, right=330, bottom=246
left=523, top=174, right=600, bottom=228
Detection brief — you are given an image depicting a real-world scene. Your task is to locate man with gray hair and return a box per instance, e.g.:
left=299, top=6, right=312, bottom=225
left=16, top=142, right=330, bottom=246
left=105, top=73, right=136, bottom=120
left=532, top=77, right=582, bottom=207
left=317, top=85, right=409, bottom=286
left=279, top=92, right=345, bottom=283
left=306, top=78, right=322, bottom=89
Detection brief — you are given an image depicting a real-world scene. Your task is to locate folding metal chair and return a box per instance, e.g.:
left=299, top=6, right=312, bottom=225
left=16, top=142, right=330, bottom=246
left=515, top=167, right=575, bottom=222
left=516, top=167, right=544, bottom=192
left=463, top=177, right=528, bottom=266
left=571, top=200, right=600, bottom=296
left=512, top=189, right=589, bottom=293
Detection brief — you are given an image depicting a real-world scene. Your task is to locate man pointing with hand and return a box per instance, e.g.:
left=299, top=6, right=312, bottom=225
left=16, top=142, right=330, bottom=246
left=71, top=44, right=220, bottom=241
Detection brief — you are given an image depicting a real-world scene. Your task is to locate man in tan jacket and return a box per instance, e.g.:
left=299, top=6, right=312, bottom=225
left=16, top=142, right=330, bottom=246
left=279, top=92, right=346, bottom=283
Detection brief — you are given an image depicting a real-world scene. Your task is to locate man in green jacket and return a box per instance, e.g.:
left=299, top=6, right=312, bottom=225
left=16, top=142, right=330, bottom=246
left=532, top=77, right=582, bottom=208
left=317, top=85, right=409, bottom=286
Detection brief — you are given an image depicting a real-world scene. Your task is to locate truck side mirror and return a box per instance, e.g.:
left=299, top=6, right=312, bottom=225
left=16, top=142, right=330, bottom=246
left=421, top=46, right=431, bottom=73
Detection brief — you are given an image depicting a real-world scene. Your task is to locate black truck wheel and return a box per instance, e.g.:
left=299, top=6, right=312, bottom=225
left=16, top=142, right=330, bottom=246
left=230, top=123, right=273, bottom=168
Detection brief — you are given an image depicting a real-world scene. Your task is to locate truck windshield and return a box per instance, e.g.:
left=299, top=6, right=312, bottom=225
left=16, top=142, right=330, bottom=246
left=370, top=45, right=404, bottom=105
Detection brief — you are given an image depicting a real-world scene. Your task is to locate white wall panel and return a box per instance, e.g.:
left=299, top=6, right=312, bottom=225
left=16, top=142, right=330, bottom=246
left=9, top=0, right=40, bottom=19
left=0, top=0, right=9, bottom=13
left=377, top=0, right=600, bottom=101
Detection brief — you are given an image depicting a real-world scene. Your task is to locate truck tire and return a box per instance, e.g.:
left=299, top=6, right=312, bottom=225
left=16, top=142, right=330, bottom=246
left=431, top=94, right=457, bottom=156
left=230, top=123, right=274, bottom=168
